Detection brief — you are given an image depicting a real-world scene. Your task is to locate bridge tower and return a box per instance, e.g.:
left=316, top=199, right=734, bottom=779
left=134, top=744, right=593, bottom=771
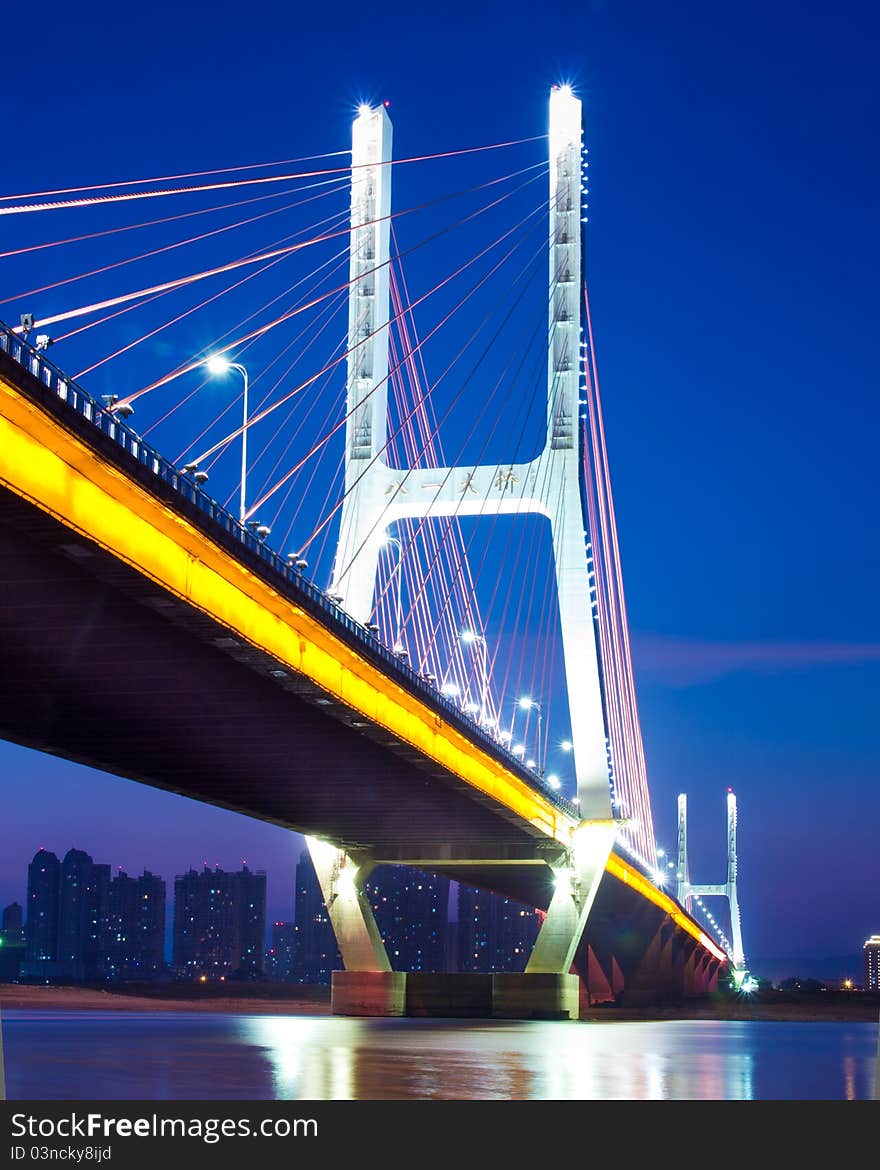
left=330, top=101, right=393, bottom=622
left=312, top=87, right=619, bottom=1017
left=676, top=789, right=745, bottom=972
left=330, top=86, right=610, bottom=826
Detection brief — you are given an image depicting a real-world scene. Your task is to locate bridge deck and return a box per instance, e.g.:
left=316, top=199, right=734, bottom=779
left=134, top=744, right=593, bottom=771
left=0, top=325, right=725, bottom=966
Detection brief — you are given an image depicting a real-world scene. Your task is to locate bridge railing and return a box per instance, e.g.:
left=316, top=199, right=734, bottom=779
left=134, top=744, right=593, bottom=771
left=0, top=320, right=578, bottom=820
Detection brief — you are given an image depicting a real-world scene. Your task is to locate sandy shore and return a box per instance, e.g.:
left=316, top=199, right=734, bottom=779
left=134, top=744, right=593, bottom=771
left=0, top=983, right=331, bottom=1015
left=2, top=983, right=879, bottom=1022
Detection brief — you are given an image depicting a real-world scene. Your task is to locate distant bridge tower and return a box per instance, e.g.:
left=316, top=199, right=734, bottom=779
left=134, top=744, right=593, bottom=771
left=677, top=789, right=745, bottom=971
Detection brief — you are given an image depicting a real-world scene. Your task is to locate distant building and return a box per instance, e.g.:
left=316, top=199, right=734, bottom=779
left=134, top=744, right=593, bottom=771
left=56, top=849, right=110, bottom=981
left=288, top=855, right=451, bottom=979
left=172, top=864, right=267, bottom=980
left=267, top=922, right=296, bottom=981
left=133, top=871, right=167, bottom=979
left=366, top=865, right=449, bottom=972
left=864, top=934, right=880, bottom=991
left=457, top=883, right=540, bottom=973
left=19, top=846, right=166, bottom=983
left=238, top=865, right=267, bottom=977
left=23, top=848, right=61, bottom=978
left=104, top=870, right=166, bottom=981
left=0, top=901, right=26, bottom=979
left=292, top=849, right=340, bottom=984
left=1, top=901, right=24, bottom=943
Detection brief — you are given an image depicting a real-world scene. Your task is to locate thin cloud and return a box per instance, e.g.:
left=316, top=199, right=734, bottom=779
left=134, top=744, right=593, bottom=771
left=632, top=635, right=880, bottom=686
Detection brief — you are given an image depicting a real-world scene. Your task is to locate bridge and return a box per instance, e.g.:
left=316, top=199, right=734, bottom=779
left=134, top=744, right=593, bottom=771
left=0, top=86, right=739, bottom=1017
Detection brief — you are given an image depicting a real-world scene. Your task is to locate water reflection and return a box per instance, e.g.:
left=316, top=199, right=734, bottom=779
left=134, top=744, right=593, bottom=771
left=247, top=1016, right=777, bottom=1101
left=4, top=1011, right=876, bottom=1101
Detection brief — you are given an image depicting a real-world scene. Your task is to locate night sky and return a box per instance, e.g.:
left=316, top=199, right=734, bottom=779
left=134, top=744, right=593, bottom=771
left=1, top=0, right=878, bottom=979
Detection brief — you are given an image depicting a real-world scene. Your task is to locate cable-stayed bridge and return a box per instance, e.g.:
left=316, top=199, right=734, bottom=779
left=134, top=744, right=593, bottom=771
left=0, top=86, right=743, bottom=1017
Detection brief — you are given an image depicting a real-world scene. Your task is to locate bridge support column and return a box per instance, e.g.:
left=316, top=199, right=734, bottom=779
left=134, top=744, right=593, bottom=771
left=494, top=820, right=616, bottom=1019
left=682, top=940, right=709, bottom=998
left=306, top=836, right=406, bottom=1017
left=574, top=940, right=617, bottom=1008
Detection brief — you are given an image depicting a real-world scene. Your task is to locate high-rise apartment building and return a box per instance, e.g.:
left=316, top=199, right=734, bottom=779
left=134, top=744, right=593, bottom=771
left=0, top=900, right=26, bottom=980
left=104, top=869, right=166, bottom=981
left=23, top=848, right=61, bottom=977
left=56, top=849, right=110, bottom=981
left=172, top=864, right=266, bottom=979
left=292, top=848, right=340, bottom=984
left=367, top=865, right=449, bottom=972
left=1, top=901, right=24, bottom=943
left=22, top=846, right=166, bottom=982
left=238, top=865, right=267, bottom=977
left=864, top=934, right=880, bottom=991
left=267, top=921, right=296, bottom=981
left=457, top=883, right=540, bottom=973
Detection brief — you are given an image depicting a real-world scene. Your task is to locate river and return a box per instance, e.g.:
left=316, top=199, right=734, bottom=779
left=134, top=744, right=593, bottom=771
left=3, top=1010, right=878, bottom=1100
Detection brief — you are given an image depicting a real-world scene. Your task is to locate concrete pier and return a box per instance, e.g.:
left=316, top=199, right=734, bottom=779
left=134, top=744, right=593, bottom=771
left=406, top=974, right=493, bottom=1018
left=492, top=973, right=580, bottom=1020
left=330, top=971, right=581, bottom=1020
left=331, top=971, right=406, bottom=1017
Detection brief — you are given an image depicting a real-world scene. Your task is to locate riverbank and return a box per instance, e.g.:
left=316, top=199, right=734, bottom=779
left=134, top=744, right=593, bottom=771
left=0, top=983, right=331, bottom=1015
left=3, top=982, right=878, bottom=1022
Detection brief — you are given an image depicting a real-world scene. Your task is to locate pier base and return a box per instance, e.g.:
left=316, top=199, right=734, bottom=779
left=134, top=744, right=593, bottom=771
left=330, top=971, right=581, bottom=1019
left=492, top=973, right=580, bottom=1020
left=406, top=973, right=493, bottom=1017
left=331, top=970, right=406, bottom=1017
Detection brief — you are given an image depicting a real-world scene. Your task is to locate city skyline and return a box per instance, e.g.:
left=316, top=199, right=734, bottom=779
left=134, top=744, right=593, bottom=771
left=2, top=831, right=875, bottom=987
left=1, top=0, right=878, bottom=980
left=3, top=842, right=563, bottom=984
left=17, top=845, right=166, bottom=983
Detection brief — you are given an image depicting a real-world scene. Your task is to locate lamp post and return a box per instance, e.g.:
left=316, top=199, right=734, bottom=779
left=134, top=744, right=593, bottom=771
left=380, top=533, right=404, bottom=650
left=506, top=701, right=520, bottom=747
left=518, top=697, right=544, bottom=774
left=459, top=629, right=488, bottom=721
left=205, top=355, right=249, bottom=523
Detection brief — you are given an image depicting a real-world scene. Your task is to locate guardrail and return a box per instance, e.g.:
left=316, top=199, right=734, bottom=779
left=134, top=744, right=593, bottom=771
left=0, top=319, right=579, bottom=820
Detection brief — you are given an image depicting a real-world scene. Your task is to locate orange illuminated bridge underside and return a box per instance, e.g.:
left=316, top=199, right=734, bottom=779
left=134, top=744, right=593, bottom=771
left=0, top=367, right=725, bottom=964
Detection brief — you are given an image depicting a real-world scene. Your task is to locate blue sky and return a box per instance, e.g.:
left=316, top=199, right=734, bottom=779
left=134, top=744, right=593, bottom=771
left=1, top=0, right=878, bottom=975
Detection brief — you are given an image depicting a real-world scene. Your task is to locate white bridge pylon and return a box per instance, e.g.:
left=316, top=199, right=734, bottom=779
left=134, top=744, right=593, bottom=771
left=676, top=791, right=746, bottom=971
left=330, top=87, right=612, bottom=824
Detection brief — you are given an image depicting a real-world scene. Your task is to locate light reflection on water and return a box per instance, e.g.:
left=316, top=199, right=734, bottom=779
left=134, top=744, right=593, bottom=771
left=242, top=1016, right=760, bottom=1100
left=3, top=1011, right=877, bottom=1100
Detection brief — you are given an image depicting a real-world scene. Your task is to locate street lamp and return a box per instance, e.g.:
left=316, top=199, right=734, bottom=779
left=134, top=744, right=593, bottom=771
left=459, top=628, right=488, bottom=721
left=205, top=355, right=249, bottom=524
left=380, top=533, right=404, bottom=649
left=518, top=697, right=544, bottom=774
